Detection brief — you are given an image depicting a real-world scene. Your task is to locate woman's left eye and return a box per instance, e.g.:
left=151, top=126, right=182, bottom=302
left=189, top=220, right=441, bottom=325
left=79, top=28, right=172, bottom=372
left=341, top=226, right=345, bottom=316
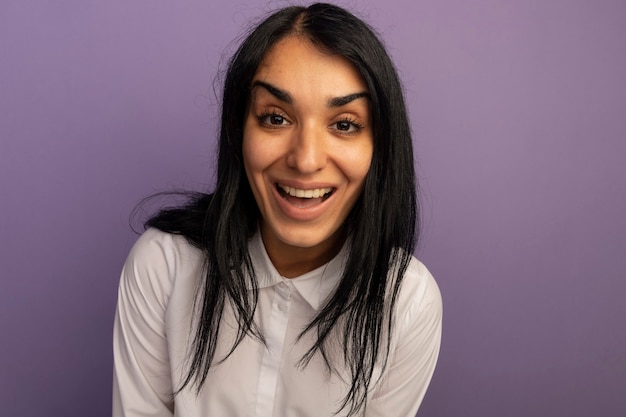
left=332, top=119, right=363, bottom=133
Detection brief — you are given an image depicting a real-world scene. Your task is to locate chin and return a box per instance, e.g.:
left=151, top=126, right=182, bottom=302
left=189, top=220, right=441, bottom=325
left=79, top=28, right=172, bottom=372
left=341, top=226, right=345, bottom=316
left=262, top=219, right=345, bottom=252
left=276, top=226, right=334, bottom=249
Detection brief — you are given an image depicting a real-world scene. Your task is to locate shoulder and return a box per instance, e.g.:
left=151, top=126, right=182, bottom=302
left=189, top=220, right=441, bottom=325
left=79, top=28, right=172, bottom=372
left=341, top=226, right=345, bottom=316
left=395, top=256, right=442, bottom=329
left=127, top=228, right=203, bottom=269
left=120, top=228, right=204, bottom=308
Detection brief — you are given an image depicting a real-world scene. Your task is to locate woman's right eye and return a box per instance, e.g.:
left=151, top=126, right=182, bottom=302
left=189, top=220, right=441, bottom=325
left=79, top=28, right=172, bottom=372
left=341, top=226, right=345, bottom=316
left=259, top=112, right=290, bottom=127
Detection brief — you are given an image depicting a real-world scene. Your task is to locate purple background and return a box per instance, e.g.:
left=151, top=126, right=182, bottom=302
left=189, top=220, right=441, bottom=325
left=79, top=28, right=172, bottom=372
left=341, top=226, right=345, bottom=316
left=1, top=1, right=625, bottom=416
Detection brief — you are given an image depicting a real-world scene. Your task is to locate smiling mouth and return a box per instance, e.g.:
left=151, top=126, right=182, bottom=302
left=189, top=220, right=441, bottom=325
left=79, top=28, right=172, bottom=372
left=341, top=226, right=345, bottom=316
left=277, top=184, right=334, bottom=201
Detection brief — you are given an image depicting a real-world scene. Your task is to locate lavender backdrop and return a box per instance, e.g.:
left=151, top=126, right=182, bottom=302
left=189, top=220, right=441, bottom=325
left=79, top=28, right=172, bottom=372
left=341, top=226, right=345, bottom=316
left=1, top=1, right=625, bottom=416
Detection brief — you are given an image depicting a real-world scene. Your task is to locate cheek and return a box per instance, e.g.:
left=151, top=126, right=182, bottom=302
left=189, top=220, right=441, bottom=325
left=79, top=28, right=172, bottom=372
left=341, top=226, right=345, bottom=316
left=242, top=128, right=264, bottom=177
left=242, top=135, right=254, bottom=172
left=358, top=151, right=373, bottom=179
left=242, top=135, right=263, bottom=199
left=242, top=114, right=280, bottom=176
left=342, top=142, right=374, bottom=183
left=242, top=131, right=278, bottom=208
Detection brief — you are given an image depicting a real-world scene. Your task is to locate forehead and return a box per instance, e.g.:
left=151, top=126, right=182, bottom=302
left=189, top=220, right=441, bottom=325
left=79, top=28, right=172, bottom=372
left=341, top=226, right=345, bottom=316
left=252, top=36, right=368, bottom=97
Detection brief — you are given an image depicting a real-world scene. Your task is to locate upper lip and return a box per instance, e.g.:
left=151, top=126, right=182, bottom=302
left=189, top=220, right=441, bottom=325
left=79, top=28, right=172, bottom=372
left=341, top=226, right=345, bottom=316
left=275, top=179, right=336, bottom=191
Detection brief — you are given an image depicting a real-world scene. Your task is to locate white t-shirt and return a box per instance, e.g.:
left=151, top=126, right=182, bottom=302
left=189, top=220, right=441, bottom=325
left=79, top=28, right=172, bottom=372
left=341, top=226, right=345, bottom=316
left=113, top=228, right=442, bottom=417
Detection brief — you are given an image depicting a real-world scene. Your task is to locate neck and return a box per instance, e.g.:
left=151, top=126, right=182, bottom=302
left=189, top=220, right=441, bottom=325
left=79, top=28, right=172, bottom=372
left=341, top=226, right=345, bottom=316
left=260, top=225, right=346, bottom=278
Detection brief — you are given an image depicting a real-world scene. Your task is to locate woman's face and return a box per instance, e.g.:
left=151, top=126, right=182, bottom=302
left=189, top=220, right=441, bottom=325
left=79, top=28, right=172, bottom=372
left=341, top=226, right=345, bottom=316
left=243, top=36, right=373, bottom=274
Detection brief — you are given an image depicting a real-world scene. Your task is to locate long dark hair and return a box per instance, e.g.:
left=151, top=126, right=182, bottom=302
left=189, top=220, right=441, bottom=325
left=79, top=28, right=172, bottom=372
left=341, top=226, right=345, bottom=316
left=147, top=3, right=418, bottom=415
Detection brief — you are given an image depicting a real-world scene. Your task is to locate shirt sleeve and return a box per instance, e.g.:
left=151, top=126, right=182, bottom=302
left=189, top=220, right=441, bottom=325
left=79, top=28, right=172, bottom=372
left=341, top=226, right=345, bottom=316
left=112, top=229, right=176, bottom=417
left=366, top=260, right=443, bottom=417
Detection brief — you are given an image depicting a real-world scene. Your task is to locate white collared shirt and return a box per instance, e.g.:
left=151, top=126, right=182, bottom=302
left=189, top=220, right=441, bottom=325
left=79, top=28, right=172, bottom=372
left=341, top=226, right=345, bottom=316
left=113, top=228, right=442, bottom=417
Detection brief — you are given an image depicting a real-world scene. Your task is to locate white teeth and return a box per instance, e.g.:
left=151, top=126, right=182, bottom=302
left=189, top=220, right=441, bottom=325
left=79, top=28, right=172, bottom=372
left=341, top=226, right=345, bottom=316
left=279, top=184, right=332, bottom=199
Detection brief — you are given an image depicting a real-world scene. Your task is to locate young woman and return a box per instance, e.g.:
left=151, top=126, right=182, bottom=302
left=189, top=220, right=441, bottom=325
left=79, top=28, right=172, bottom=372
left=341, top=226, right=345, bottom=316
left=113, top=3, right=442, bottom=417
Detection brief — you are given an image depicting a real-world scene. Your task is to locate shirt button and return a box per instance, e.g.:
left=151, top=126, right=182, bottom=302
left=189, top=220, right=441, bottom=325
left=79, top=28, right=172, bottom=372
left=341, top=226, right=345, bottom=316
left=278, top=283, right=290, bottom=297
left=278, top=302, right=288, bottom=312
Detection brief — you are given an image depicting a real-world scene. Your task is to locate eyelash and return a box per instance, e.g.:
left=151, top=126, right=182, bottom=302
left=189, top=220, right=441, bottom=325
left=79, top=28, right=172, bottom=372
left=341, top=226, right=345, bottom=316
left=257, top=111, right=289, bottom=128
left=332, top=117, right=364, bottom=134
left=257, top=111, right=365, bottom=134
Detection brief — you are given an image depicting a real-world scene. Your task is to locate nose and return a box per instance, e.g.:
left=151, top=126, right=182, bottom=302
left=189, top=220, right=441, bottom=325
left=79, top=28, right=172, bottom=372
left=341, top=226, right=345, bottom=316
left=286, top=123, right=327, bottom=173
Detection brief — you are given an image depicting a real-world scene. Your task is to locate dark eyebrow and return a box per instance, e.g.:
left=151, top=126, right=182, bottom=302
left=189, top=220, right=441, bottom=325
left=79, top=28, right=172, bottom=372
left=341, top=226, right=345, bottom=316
left=251, top=81, right=292, bottom=104
left=328, top=92, right=370, bottom=108
left=251, top=80, right=369, bottom=108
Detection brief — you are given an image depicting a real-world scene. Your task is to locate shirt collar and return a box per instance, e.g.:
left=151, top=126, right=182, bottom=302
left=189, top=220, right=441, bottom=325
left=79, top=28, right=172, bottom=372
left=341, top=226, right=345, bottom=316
left=248, top=230, right=348, bottom=311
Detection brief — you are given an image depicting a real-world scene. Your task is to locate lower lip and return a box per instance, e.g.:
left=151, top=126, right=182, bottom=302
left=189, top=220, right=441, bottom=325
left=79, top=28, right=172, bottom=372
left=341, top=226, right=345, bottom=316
left=271, top=184, right=334, bottom=222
